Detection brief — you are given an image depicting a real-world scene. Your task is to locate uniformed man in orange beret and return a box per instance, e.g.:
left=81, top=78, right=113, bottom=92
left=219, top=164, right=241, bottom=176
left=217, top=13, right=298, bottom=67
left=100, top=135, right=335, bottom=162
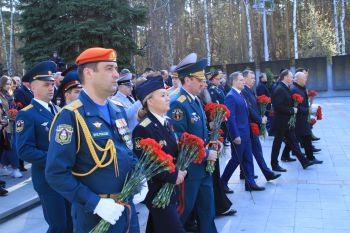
left=46, top=47, right=140, bottom=232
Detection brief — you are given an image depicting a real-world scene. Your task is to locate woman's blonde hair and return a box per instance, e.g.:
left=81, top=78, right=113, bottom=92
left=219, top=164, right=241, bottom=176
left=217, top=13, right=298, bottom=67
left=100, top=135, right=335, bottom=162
left=137, top=92, right=153, bottom=122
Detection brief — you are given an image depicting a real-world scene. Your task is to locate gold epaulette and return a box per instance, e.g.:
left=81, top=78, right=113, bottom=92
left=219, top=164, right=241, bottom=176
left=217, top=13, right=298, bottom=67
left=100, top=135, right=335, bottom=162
left=21, top=104, right=33, bottom=111
left=64, top=99, right=83, bottom=111
left=140, top=118, right=151, bottom=127
left=177, top=95, right=186, bottom=103
left=111, top=100, right=124, bottom=107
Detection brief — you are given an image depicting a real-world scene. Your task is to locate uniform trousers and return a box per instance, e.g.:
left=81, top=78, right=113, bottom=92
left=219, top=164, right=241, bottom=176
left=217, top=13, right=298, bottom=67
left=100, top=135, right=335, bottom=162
left=39, top=190, right=73, bottom=233
left=180, top=175, right=217, bottom=233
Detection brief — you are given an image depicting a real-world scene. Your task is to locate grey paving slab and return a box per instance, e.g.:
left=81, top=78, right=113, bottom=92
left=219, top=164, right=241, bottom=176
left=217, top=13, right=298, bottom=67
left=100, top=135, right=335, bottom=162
left=2, top=97, right=350, bottom=233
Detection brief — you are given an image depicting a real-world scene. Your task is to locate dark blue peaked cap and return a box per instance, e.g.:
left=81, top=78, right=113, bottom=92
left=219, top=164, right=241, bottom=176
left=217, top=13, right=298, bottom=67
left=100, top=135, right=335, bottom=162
left=175, top=57, right=208, bottom=80
left=135, top=75, right=164, bottom=103
left=22, top=61, right=57, bottom=83
left=58, top=70, right=82, bottom=94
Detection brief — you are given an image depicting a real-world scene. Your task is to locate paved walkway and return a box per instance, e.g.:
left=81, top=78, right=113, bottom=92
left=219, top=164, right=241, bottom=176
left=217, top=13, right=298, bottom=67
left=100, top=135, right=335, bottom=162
left=1, top=97, right=350, bottom=233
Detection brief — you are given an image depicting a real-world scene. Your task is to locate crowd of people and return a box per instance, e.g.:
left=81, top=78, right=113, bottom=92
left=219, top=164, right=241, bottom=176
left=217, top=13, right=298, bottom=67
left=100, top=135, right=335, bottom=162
left=0, top=47, right=323, bottom=233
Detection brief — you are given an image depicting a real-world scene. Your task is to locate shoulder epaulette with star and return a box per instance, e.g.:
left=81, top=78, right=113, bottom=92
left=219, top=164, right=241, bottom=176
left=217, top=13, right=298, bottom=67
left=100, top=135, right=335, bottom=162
left=21, top=104, right=33, bottom=111
left=140, top=118, right=151, bottom=127
left=64, top=99, right=83, bottom=111
left=177, top=95, right=187, bottom=103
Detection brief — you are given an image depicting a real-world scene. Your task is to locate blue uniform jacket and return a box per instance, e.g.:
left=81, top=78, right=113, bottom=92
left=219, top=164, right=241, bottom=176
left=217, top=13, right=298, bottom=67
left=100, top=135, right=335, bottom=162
left=14, top=85, right=34, bottom=108
left=132, top=112, right=179, bottom=206
left=242, top=85, right=262, bottom=125
left=208, top=83, right=225, bottom=104
left=168, top=88, right=209, bottom=181
left=16, top=99, right=56, bottom=194
left=45, top=90, right=137, bottom=213
left=224, top=88, right=250, bottom=140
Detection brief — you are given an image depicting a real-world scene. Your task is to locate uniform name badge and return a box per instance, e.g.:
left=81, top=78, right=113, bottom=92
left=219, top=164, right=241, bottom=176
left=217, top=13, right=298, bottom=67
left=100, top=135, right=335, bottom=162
left=115, top=119, right=133, bottom=150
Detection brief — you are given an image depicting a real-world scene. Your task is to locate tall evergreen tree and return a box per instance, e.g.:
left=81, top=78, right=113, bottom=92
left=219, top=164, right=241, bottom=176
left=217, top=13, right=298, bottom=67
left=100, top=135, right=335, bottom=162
left=18, top=0, right=148, bottom=69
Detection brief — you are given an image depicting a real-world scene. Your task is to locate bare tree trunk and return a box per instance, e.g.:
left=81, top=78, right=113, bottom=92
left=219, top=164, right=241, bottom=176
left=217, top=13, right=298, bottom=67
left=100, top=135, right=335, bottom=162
left=340, top=0, right=345, bottom=54
left=166, top=1, right=174, bottom=66
left=244, top=0, right=253, bottom=62
left=203, top=0, right=211, bottom=65
left=333, top=0, right=340, bottom=55
left=9, top=0, right=14, bottom=75
left=262, top=3, right=269, bottom=61
left=293, top=0, right=298, bottom=59
left=0, top=5, right=9, bottom=71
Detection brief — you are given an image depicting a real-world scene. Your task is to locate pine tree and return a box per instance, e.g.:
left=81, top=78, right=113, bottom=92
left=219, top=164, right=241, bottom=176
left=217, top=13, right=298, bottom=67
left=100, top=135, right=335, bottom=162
left=18, top=0, right=148, bottom=69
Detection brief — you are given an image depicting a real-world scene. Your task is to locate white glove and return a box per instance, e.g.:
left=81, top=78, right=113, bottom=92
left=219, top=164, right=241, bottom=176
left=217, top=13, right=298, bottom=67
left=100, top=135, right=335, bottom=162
left=94, top=198, right=125, bottom=225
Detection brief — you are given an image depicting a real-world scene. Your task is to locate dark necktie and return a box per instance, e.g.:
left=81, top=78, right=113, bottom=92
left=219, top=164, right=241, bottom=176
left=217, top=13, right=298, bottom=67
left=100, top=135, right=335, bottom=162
left=49, top=103, right=56, bottom=115
left=194, top=97, right=201, bottom=107
left=127, top=96, right=135, bottom=104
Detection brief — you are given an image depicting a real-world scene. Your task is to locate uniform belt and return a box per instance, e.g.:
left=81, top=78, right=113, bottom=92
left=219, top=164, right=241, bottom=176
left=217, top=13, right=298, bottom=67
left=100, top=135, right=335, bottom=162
left=99, top=193, right=119, bottom=199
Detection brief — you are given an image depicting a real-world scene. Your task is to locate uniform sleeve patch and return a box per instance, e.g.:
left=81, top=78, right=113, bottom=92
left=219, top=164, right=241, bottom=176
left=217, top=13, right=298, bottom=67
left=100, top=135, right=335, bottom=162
left=16, top=120, right=24, bottom=133
left=177, top=95, right=186, bottom=103
left=172, top=108, right=183, bottom=121
left=55, top=124, right=73, bottom=145
left=140, top=118, right=151, bottom=127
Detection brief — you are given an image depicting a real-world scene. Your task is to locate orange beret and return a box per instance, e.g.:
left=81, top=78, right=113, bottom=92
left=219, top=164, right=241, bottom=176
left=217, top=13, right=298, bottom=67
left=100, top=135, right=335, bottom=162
left=76, top=47, right=117, bottom=65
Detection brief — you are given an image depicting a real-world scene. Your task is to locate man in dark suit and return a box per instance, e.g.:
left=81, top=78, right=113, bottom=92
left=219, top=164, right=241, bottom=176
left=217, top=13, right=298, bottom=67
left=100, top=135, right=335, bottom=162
left=281, top=72, right=323, bottom=164
left=270, top=69, right=317, bottom=172
left=242, top=70, right=281, bottom=181
left=256, top=73, right=271, bottom=97
left=221, top=72, right=265, bottom=192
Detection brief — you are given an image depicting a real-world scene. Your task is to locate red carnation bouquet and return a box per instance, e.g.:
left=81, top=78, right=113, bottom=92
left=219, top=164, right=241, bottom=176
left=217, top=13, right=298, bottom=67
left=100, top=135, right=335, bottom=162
left=204, top=103, right=230, bottom=174
left=8, top=109, right=18, bottom=121
left=288, top=94, right=304, bottom=129
left=316, top=106, right=322, bottom=120
left=152, top=132, right=206, bottom=209
left=250, top=123, right=260, bottom=136
left=256, top=95, right=271, bottom=138
left=307, top=90, right=318, bottom=106
left=91, top=138, right=175, bottom=233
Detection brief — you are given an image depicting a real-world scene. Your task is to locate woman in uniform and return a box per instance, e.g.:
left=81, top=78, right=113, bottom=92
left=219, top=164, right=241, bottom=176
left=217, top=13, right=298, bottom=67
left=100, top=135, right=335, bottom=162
left=132, top=75, right=187, bottom=233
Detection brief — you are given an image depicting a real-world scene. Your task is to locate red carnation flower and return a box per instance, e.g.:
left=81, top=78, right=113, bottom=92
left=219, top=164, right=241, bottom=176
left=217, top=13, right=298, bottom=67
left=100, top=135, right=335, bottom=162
left=250, top=123, right=260, bottom=136
left=292, top=93, right=304, bottom=104
left=316, top=106, right=322, bottom=120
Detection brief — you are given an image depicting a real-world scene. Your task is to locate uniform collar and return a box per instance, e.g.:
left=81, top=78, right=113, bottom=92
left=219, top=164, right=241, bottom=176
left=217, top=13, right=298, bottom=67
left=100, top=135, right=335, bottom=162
left=33, top=98, right=52, bottom=112
left=182, top=87, right=196, bottom=101
left=149, top=111, right=166, bottom=126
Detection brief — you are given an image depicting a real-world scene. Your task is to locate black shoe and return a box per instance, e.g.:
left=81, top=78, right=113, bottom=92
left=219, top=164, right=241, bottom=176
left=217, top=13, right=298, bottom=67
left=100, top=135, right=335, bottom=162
left=245, top=183, right=265, bottom=191
left=0, top=180, right=6, bottom=188
left=272, top=165, right=287, bottom=172
left=223, top=185, right=234, bottom=194
left=312, top=148, right=322, bottom=153
left=266, top=173, right=281, bottom=181
left=302, top=160, right=317, bottom=169
left=0, top=187, right=8, bottom=196
left=309, top=158, right=323, bottom=164
left=312, top=136, right=320, bottom=141
left=240, top=174, right=258, bottom=180
left=219, top=208, right=237, bottom=216
left=281, top=157, right=297, bottom=162
left=184, top=223, right=198, bottom=233
left=19, top=167, right=27, bottom=172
